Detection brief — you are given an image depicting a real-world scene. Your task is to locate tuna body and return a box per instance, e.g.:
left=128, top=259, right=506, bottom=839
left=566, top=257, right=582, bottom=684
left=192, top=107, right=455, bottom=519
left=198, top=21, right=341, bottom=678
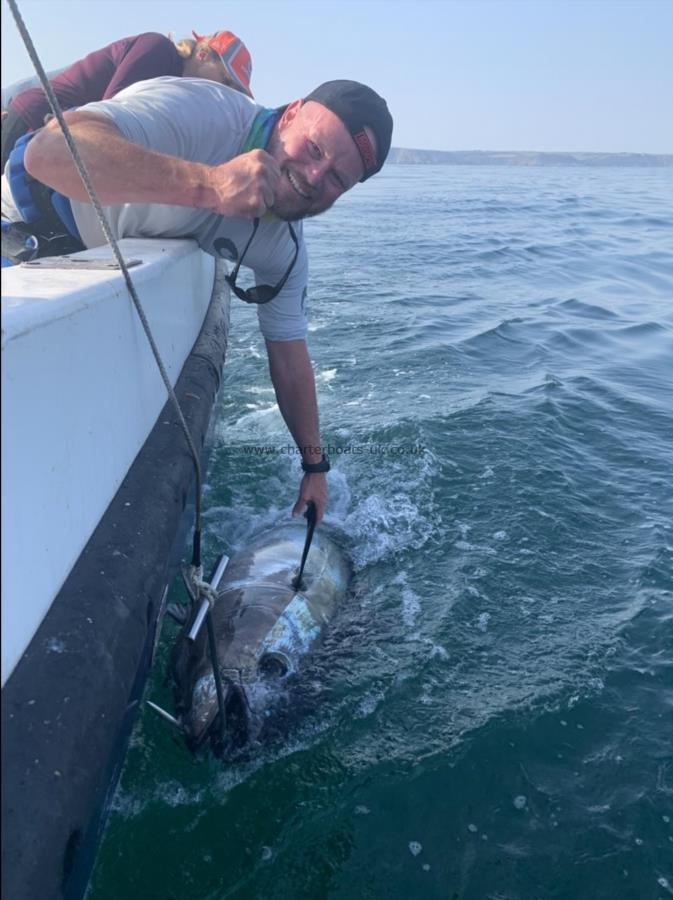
left=172, top=522, right=351, bottom=749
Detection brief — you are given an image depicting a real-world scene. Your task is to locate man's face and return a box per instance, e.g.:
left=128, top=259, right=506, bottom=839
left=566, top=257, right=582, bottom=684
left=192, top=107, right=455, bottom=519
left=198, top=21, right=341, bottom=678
left=267, top=100, right=372, bottom=221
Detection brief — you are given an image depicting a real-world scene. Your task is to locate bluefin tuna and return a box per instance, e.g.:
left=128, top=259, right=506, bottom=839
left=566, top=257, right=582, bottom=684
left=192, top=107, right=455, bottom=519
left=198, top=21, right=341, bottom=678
left=170, top=521, right=351, bottom=751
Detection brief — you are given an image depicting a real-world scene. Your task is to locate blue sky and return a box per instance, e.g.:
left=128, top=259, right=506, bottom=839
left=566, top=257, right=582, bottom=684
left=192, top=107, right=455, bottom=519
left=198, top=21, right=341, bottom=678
left=2, top=0, right=671, bottom=153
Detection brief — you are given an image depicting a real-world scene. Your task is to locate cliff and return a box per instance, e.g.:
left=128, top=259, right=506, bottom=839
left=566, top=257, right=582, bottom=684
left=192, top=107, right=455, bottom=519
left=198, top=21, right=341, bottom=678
left=387, top=148, right=673, bottom=167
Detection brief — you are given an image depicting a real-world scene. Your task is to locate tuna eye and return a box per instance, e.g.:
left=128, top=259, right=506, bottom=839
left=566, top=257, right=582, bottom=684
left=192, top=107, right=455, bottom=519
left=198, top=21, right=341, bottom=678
left=259, top=652, right=290, bottom=678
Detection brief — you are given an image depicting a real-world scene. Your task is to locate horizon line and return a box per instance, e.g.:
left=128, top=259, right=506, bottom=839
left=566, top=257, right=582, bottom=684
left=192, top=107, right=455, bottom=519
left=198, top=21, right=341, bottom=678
left=391, top=147, right=673, bottom=158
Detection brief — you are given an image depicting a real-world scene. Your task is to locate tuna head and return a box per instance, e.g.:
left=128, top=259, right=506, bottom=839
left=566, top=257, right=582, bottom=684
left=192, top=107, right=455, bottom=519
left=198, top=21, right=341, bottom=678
left=182, top=671, right=265, bottom=751
left=172, top=522, right=351, bottom=753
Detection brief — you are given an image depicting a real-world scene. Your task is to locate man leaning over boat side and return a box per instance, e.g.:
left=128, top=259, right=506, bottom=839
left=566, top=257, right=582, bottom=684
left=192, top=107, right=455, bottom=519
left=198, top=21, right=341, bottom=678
left=1, top=30, right=254, bottom=171
left=0, top=76, right=393, bottom=524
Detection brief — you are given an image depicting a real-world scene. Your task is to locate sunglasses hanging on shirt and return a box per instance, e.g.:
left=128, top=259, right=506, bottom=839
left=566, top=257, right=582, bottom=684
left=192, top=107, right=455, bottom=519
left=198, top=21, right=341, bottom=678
left=224, top=218, right=299, bottom=305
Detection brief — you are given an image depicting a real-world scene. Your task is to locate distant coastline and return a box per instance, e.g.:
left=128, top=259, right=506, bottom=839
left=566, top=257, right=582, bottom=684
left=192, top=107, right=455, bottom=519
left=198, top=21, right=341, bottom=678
left=388, top=148, right=673, bottom=167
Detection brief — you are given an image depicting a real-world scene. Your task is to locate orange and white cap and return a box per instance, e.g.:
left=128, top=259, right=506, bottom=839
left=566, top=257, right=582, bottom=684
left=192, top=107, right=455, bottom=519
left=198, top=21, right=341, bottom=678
left=192, top=30, right=253, bottom=97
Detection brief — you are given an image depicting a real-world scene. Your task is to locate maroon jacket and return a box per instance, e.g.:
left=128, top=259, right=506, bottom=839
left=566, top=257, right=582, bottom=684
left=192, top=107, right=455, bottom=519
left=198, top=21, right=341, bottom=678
left=10, top=32, right=182, bottom=128
left=2, top=33, right=182, bottom=170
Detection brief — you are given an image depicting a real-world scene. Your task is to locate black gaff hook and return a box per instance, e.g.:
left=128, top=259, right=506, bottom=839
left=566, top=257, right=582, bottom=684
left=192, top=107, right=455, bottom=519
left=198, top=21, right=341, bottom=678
left=292, top=501, right=317, bottom=592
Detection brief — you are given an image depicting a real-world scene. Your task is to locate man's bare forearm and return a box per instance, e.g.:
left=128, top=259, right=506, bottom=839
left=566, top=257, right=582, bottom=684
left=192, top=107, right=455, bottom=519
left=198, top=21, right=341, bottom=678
left=23, top=112, right=213, bottom=207
left=266, top=339, right=323, bottom=463
left=23, top=111, right=283, bottom=219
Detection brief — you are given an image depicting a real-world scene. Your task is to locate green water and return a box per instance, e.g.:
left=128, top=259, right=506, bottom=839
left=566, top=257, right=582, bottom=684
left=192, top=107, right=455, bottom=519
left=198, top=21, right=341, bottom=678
left=89, top=166, right=673, bottom=899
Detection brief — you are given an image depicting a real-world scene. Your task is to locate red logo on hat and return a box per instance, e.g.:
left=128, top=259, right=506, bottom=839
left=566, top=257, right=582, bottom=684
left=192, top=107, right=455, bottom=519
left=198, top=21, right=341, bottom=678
left=353, top=130, right=377, bottom=172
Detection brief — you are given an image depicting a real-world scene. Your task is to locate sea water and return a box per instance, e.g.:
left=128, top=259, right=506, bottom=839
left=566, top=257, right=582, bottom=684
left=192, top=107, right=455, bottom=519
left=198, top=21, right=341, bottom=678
left=89, top=165, right=673, bottom=899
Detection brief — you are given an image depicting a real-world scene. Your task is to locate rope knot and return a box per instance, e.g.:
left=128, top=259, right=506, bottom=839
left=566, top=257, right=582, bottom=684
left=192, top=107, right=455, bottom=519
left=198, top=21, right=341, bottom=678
left=187, top=564, right=219, bottom=608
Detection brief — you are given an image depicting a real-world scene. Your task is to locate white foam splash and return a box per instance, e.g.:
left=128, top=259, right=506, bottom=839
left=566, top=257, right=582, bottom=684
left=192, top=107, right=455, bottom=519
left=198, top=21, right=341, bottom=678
left=245, top=386, right=275, bottom=395
left=356, top=691, right=385, bottom=718
left=109, top=780, right=206, bottom=819
left=344, top=493, right=432, bottom=570
left=392, top=571, right=422, bottom=628
left=402, top=587, right=422, bottom=627
left=156, top=781, right=206, bottom=808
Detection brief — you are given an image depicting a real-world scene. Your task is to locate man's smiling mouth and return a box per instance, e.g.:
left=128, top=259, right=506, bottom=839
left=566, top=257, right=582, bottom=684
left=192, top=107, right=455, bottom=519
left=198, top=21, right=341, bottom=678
left=287, top=169, right=312, bottom=200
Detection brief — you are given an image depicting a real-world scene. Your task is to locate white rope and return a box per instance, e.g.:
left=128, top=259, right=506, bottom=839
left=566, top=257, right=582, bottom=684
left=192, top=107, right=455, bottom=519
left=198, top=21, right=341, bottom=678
left=187, top=566, right=220, bottom=608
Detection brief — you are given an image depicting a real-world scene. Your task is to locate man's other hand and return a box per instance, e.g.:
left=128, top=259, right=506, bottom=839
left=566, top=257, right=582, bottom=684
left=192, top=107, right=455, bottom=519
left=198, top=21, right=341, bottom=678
left=207, top=149, right=281, bottom=218
left=292, top=473, right=327, bottom=526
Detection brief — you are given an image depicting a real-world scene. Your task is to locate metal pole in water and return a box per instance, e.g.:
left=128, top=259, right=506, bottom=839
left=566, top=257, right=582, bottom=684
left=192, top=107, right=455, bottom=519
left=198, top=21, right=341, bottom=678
left=186, top=553, right=230, bottom=746
left=292, top=501, right=317, bottom=591
left=206, top=613, right=228, bottom=746
left=188, top=554, right=229, bottom=642
left=146, top=700, right=183, bottom=731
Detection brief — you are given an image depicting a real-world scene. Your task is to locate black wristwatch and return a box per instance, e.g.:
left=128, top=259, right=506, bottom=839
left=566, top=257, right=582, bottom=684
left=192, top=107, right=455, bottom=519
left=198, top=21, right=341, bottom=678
left=301, top=454, right=331, bottom=474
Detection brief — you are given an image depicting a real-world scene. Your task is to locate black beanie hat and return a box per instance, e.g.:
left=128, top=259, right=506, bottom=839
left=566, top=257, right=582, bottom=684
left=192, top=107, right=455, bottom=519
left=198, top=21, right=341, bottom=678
left=304, top=80, right=393, bottom=182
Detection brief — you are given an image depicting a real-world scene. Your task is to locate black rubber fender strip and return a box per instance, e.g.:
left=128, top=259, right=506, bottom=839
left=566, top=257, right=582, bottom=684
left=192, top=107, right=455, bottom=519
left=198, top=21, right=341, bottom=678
left=1, top=260, right=230, bottom=900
